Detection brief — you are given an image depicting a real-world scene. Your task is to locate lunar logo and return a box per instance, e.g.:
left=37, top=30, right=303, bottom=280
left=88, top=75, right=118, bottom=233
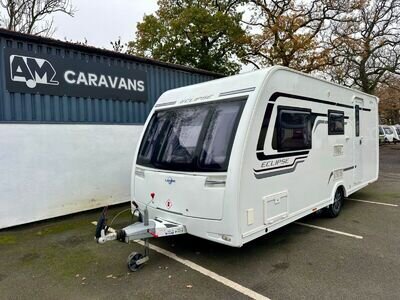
left=165, top=177, right=176, bottom=185
left=10, top=55, right=59, bottom=89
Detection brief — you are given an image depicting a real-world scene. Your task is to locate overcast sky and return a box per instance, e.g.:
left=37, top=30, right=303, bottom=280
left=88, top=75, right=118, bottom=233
left=52, top=0, right=253, bottom=72
left=53, top=0, right=158, bottom=49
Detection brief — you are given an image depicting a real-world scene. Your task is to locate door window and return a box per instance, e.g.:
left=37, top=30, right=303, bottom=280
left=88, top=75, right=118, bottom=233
left=328, top=110, right=345, bottom=135
left=355, top=105, right=360, bottom=137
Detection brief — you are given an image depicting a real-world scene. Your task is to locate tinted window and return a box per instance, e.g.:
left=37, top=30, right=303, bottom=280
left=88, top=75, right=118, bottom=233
left=379, top=127, right=384, bottom=135
left=384, top=127, right=393, bottom=134
left=396, top=128, right=400, bottom=135
left=137, top=99, right=245, bottom=172
left=355, top=105, right=360, bottom=137
left=199, top=103, right=243, bottom=170
left=328, top=110, right=344, bottom=135
left=274, top=108, right=312, bottom=152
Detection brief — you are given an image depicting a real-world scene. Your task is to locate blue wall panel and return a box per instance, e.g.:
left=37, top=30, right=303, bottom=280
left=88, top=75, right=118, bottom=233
left=0, top=32, right=218, bottom=124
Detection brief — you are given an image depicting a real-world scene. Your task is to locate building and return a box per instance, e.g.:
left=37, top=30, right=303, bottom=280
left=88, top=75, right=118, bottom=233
left=0, top=29, right=222, bottom=229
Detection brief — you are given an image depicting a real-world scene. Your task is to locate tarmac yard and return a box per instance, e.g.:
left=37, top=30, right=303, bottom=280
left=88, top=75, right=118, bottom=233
left=1, top=145, right=399, bottom=300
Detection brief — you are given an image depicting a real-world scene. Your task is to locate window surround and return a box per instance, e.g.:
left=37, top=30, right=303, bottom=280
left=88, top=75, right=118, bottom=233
left=273, top=106, right=312, bottom=152
left=328, top=109, right=345, bottom=135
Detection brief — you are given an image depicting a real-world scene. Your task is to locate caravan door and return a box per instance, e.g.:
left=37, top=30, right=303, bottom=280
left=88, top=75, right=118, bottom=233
left=354, top=98, right=364, bottom=184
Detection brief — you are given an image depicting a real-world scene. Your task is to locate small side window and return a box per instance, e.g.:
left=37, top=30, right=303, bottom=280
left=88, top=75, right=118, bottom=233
left=355, top=105, right=360, bottom=137
left=328, top=110, right=344, bottom=135
left=273, top=107, right=312, bottom=152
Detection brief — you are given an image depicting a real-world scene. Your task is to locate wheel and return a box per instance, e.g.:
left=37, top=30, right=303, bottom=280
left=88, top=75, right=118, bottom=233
left=325, top=188, right=344, bottom=218
left=127, top=252, right=144, bottom=272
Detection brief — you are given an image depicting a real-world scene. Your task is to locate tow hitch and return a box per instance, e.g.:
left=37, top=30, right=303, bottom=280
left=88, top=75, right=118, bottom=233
left=94, top=200, right=186, bottom=271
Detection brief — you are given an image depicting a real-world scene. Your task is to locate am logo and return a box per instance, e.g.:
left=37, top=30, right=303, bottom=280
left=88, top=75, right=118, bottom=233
left=10, top=55, right=59, bottom=89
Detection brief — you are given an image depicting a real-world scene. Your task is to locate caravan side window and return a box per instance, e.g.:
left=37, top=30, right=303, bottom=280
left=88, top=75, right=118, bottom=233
left=328, top=110, right=344, bottom=135
left=355, top=105, right=360, bottom=137
left=273, top=107, right=312, bottom=152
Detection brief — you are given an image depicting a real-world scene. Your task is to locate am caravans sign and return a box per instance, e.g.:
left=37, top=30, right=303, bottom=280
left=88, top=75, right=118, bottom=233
left=4, top=48, right=148, bottom=101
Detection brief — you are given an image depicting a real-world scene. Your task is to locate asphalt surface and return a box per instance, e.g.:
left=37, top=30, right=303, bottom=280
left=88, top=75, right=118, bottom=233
left=0, top=144, right=399, bottom=299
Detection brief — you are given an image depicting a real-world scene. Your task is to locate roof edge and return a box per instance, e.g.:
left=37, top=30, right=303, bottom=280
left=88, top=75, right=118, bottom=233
left=0, top=28, right=224, bottom=78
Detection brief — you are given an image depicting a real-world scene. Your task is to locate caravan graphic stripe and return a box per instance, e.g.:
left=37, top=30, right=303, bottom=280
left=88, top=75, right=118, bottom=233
left=256, top=150, right=309, bottom=161
left=328, top=165, right=356, bottom=183
left=254, top=160, right=305, bottom=179
left=256, top=103, right=274, bottom=151
left=254, top=156, right=308, bottom=173
left=269, top=92, right=355, bottom=109
left=219, top=87, right=256, bottom=97
left=313, top=120, right=328, bottom=133
left=256, top=91, right=370, bottom=161
left=255, top=91, right=371, bottom=179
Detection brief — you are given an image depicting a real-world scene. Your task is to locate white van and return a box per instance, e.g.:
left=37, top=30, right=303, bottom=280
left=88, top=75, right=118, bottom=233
left=96, top=66, right=379, bottom=270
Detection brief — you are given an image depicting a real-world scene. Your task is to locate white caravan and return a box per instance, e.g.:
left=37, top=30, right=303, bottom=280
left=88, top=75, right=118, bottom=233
left=96, top=66, right=379, bottom=271
left=381, top=125, right=395, bottom=143
left=391, top=125, right=400, bottom=142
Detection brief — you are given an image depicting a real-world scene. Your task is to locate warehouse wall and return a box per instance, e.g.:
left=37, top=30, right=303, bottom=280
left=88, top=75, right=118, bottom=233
left=0, top=30, right=220, bottom=228
left=0, top=39, right=214, bottom=124
left=0, top=124, right=143, bottom=228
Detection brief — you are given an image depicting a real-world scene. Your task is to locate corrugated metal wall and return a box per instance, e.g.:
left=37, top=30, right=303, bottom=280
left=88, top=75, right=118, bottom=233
left=0, top=34, right=217, bottom=124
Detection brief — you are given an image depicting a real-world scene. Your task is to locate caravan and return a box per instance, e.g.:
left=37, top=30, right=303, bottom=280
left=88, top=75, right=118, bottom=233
left=380, top=125, right=396, bottom=143
left=391, top=125, right=400, bottom=143
left=96, top=67, right=379, bottom=270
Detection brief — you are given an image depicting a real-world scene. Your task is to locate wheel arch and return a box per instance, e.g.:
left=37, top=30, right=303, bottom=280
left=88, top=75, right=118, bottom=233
left=331, top=182, right=347, bottom=202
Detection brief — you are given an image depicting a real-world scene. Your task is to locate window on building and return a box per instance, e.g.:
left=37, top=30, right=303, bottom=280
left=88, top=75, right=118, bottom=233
left=273, top=107, right=312, bottom=152
left=328, top=110, right=345, bottom=135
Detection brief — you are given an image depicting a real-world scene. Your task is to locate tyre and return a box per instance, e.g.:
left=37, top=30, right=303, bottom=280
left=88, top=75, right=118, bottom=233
left=127, top=252, right=144, bottom=272
left=325, top=187, right=344, bottom=218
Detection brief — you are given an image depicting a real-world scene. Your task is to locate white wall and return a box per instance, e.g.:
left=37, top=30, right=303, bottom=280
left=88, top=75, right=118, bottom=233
left=0, top=124, right=143, bottom=229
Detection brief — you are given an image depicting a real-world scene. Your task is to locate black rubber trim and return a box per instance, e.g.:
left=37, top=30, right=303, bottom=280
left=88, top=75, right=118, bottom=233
left=269, top=92, right=354, bottom=109
left=256, top=150, right=309, bottom=161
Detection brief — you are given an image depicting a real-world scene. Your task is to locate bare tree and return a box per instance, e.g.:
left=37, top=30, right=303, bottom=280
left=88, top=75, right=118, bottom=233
left=243, top=0, right=354, bottom=73
left=110, top=37, right=126, bottom=53
left=327, top=0, right=400, bottom=94
left=376, top=75, right=400, bottom=123
left=0, top=0, right=74, bottom=36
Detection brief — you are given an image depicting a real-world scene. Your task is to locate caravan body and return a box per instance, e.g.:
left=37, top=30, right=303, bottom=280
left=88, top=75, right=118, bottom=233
left=131, top=67, right=379, bottom=247
left=381, top=125, right=395, bottom=143
left=390, top=126, right=400, bottom=142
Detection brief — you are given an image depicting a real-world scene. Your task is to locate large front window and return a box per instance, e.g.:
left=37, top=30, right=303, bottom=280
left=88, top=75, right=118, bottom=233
left=384, top=127, right=393, bottom=134
left=137, top=99, right=246, bottom=172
